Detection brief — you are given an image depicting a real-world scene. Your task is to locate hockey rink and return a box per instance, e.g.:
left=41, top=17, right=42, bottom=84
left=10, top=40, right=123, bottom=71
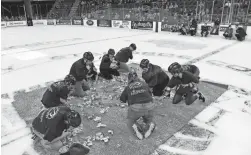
left=1, top=26, right=251, bottom=155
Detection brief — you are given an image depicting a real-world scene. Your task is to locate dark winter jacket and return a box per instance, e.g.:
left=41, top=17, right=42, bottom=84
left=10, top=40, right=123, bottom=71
left=120, top=79, right=153, bottom=106
left=115, top=47, right=133, bottom=63
left=142, top=64, right=169, bottom=88
left=100, top=54, right=112, bottom=70
left=167, top=71, right=199, bottom=94
left=214, top=19, right=220, bottom=26
left=69, top=59, right=88, bottom=81
left=191, top=19, right=198, bottom=28
left=201, top=25, right=209, bottom=32
left=41, top=81, right=70, bottom=108
left=32, top=106, right=70, bottom=142
left=236, top=27, right=247, bottom=37
left=224, top=27, right=233, bottom=35
left=168, top=71, right=199, bottom=88
left=182, top=65, right=199, bottom=74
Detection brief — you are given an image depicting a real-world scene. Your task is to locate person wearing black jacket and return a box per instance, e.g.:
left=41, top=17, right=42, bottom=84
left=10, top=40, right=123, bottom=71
left=31, top=106, right=81, bottom=151
left=211, top=18, right=220, bottom=35
left=41, top=74, right=76, bottom=108
left=165, top=63, right=205, bottom=105
left=223, top=25, right=233, bottom=39
left=120, top=70, right=155, bottom=140
left=115, top=43, right=136, bottom=72
left=189, top=18, right=198, bottom=36
left=99, top=49, right=120, bottom=80
left=179, top=24, right=188, bottom=35
left=201, top=23, right=209, bottom=37
left=140, top=59, right=170, bottom=96
left=69, top=52, right=94, bottom=97
left=235, top=25, right=247, bottom=41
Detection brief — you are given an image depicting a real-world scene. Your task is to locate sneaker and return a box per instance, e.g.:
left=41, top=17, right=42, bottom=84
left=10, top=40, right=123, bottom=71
left=144, top=122, right=155, bottom=139
left=31, top=133, right=38, bottom=140
left=198, top=92, right=206, bottom=102
left=132, top=124, right=144, bottom=140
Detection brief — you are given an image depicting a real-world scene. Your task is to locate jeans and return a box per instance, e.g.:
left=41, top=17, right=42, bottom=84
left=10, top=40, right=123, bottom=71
left=127, top=102, right=155, bottom=137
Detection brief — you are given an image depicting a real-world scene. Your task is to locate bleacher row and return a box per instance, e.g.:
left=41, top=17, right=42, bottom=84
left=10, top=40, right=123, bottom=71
left=47, top=0, right=250, bottom=26
left=2, top=0, right=250, bottom=25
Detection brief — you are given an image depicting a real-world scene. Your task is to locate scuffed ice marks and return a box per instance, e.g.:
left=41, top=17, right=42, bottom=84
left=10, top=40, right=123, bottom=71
left=146, top=39, right=207, bottom=50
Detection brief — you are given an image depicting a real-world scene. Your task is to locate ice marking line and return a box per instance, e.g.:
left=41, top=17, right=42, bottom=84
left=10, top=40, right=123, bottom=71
left=1, top=132, right=31, bottom=147
left=185, top=41, right=239, bottom=65
left=174, top=132, right=213, bottom=141
left=158, top=145, right=203, bottom=155
left=1, top=52, right=99, bottom=75
left=2, top=38, right=83, bottom=51
left=1, top=33, right=150, bottom=56
left=190, top=119, right=219, bottom=134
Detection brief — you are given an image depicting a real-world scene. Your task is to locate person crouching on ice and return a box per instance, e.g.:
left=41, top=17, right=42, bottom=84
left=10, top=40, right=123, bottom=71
left=41, top=74, right=76, bottom=108
left=140, top=59, right=170, bottom=96
left=31, top=106, right=81, bottom=151
left=99, top=49, right=120, bottom=80
left=115, top=43, right=137, bottom=72
left=223, top=25, right=233, bottom=39
left=69, top=52, right=94, bottom=97
left=235, top=25, right=247, bottom=41
left=165, top=63, right=205, bottom=105
left=120, top=70, right=155, bottom=140
left=201, top=23, right=209, bottom=37
left=168, top=62, right=201, bottom=79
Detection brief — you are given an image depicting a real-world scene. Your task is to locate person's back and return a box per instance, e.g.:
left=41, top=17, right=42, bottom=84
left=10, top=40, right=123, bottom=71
left=115, top=47, right=132, bottom=63
left=32, top=106, right=70, bottom=142
left=41, top=80, right=70, bottom=108
left=70, top=58, right=88, bottom=81
left=142, top=63, right=168, bottom=88
left=120, top=78, right=153, bottom=106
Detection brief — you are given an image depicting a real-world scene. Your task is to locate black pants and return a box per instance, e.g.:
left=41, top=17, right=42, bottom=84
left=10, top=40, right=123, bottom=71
left=100, top=68, right=120, bottom=80
left=180, top=28, right=187, bottom=35
left=172, top=88, right=198, bottom=105
left=235, top=34, right=245, bottom=41
left=201, top=30, right=209, bottom=37
left=152, top=78, right=169, bottom=96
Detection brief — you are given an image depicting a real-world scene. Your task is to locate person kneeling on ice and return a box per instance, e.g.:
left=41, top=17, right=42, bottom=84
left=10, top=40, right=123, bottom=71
left=120, top=70, right=155, bottom=140
left=168, top=62, right=201, bottom=79
left=140, top=59, right=170, bottom=96
left=31, top=106, right=81, bottom=151
left=235, top=25, right=247, bottom=41
left=223, top=25, right=233, bottom=39
left=201, top=23, right=209, bottom=37
left=41, top=74, right=76, bottom=108
left=165, top=63, right=205, bottom=105
left=69, top=52, right=94, bottom=97
left=115, top=43, right=137, bottom=72
left=99, top=49, right=120, bottom=80
left=60, top=143, right=90, bottom=155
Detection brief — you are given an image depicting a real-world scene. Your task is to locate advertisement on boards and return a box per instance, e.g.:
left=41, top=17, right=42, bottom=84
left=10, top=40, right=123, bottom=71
left=131, top=21, right=153, bottom=30
left=112, top=20, right=131, bottom=29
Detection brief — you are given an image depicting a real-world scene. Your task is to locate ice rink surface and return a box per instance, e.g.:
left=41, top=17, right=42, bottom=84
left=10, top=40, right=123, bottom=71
left=1, top=26, right=251, bottom=155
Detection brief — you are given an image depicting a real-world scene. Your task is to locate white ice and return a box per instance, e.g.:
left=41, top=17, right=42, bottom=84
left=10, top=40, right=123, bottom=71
left=1, top=25, right=251, bottom=155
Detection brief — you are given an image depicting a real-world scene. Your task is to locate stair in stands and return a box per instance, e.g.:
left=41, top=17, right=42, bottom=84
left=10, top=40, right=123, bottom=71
left=68, top=0, right=81, bottom=17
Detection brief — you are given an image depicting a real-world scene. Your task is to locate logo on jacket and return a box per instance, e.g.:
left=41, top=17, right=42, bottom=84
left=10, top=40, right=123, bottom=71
left=46, top=107, right=59, bottom=119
